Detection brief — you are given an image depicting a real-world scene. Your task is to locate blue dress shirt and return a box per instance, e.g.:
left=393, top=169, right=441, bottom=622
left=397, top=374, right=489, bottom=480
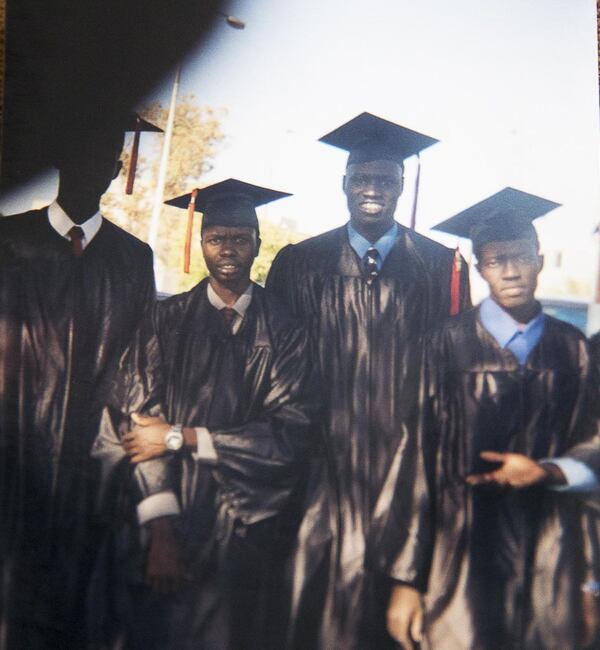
left=347, top=222, right=398, bottom=270
left=478, top=296, right=598, bottom=492
left=479, top=297, right=545, bottom=367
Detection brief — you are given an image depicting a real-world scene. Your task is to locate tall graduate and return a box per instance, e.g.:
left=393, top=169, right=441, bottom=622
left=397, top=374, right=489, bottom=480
left=266, top=113, right=471, bottom=649
left=92, top=179, right=320, bottom=650
left=0, top=115, right=155, bottom=649
left=375, top=192, right=600, bottom=650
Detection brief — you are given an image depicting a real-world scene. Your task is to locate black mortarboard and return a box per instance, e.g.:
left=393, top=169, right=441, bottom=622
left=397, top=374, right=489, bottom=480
left=124, top=112, right=163, bottom=194
left=165, top=179, right=291, bottom=273
left=319, top=112, right=439, bottom=167
left=433, top=187, right=561, bottom=256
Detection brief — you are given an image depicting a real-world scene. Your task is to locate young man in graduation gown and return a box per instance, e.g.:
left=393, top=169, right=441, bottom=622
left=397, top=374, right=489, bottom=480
left=92, top=180, right=320, bottom=650
left=265, top=113, right=471, bottom=649
left=377, top=205, right=600, bottom=650
left=0, top=118, right=155, bottom=648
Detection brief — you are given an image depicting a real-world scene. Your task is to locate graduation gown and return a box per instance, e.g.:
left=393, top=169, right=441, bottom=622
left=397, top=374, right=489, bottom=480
left=92, top=279, right=320, bottom=650
left=0, top=208, right=155, bottom=647
left=265, top=223, right=470, bottom=649
left=369, top=308, right=599, bottom=650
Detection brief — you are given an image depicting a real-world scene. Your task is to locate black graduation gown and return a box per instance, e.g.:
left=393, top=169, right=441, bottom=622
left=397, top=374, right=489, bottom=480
left=91, top=279, right=320, bottom=650
left=265, top=223, right=470, bottom=649
left=369, top=308, right=599, bottom=650
left=0, top=208, right=155, bottom=647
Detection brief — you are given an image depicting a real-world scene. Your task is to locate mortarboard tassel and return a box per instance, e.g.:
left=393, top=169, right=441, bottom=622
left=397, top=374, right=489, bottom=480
left=184, top=188, right=198, bottom=274
left=126, top=117, right=141, bottom=195
left=409, top=154, right=421, bottom=230
left=450, top=247, right=462, bottom=316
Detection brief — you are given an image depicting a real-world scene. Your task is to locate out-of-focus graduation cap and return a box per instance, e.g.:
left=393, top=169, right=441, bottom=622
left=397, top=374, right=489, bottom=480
left=433, top=187, right=561, bottom=244
left=125, top=113, right=163, bottom=194
left=165, top=178, right=292, bottom=273
left=319, top=112, right=439, bottom=167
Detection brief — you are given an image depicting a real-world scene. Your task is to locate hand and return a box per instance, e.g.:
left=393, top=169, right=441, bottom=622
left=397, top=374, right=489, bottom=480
left=145, top=517, right=184, bottom=594
left=465, top=451, right=552, bottom=488
left=582, top=588, right=599, bottom=647
left=122, top=412, right=170, bottom=463
left=387, top=584, right=423, bottom=650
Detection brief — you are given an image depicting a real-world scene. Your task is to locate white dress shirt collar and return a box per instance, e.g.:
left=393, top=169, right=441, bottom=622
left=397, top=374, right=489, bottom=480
left=207, top=282, right=253, bottom=334
left=47, top=201, right=103, bottom=248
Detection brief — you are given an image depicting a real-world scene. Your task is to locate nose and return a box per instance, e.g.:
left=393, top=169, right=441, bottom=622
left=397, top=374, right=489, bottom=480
left=220, top=241, right=237, bottom=257
left=502, top=259, right=521, bottom=279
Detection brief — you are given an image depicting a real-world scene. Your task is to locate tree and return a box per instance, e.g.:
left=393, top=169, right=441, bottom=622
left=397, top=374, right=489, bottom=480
left=101, top=97, right=306, bottom=293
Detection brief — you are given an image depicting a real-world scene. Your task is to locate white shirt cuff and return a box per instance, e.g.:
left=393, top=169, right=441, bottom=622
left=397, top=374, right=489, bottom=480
left=193, top=427, right=217, bottom=462
left=137, top=491, right=180, bottom=525
left=541, top=458, right=600, bottom=493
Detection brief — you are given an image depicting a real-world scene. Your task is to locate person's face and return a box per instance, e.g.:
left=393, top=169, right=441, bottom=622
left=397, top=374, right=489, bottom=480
left=476, top=239, right=543, bottom=311
left=201, top=225, right=260, bottom=286
left=343, top=159, right=404, bottom=228
left=56, top=132, right=124, bottom=211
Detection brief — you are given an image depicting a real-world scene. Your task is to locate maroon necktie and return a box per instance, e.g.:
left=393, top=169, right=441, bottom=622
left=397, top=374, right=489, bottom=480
left=68, top=226, right=84, bottom=257
left=220, top=307, right=237, bottom=334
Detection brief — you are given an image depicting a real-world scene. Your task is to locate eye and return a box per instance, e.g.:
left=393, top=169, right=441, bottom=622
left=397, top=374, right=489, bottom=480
left=485, top=259, right=499, bottom=268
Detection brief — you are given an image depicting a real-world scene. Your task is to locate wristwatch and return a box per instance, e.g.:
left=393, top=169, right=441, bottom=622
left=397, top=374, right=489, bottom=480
left=164, top=423, right=184, bottom=451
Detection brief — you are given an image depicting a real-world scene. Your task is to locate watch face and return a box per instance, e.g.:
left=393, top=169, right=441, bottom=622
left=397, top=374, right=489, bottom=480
left=165, top=431, right=183, bottom=451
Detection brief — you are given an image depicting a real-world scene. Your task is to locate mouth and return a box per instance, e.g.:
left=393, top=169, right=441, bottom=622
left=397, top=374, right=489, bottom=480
left=217, top=263, right=241, bottom=275
left=501, top=286, right=527, bottom=297
left=359, top=200, right=384, bottom=214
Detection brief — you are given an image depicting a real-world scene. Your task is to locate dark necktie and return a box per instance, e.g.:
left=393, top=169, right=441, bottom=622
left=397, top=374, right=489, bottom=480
left=68, top=226, right=84, bottom=257
left=363, top=247, right=379, bottom=283
left=221, top=307, right=237, bottom=334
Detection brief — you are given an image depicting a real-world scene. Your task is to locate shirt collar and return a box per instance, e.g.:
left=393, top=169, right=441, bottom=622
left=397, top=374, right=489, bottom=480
left=479, top=296, right=545, bottom=349
left=346, top=222, right=398, bottom=263
left=47, top=201, right=103, bottom=244
left=207, top=281, right=253, bottom=318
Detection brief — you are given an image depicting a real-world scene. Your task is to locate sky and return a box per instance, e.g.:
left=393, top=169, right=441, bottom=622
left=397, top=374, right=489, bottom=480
left=3, top=0, right=599, bottom=294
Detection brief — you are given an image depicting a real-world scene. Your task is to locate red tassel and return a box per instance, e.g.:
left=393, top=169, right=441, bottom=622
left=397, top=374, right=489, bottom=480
left=450, top=247, right=462, bottom=316
left=184, top=189, right=197, bottom=274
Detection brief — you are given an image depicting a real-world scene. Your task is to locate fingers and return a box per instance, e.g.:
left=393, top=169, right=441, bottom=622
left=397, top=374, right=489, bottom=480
left=131, top=412, right=160, bottom=426
left=387, top=610, right=416, bottom=650
left=410, top=604, right=423, bottom=644
left=465, top=472, right=496, bottom=485
left=479, top=451, right=506, bottom=462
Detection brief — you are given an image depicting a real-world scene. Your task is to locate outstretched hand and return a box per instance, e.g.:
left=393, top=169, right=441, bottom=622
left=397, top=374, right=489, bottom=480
left=122, top=412, right=170, bottom=463
left=465, top=451, right=553, bottom=488
left=387, top=584, right=423, bottom=650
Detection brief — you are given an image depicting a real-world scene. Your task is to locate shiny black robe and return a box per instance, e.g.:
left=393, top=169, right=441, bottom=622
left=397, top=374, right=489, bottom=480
left=265, top=223, right=470, bottom=649
left=369, top=307, right=599, bottom=650
left=91, top=279, right=320, bottom=650
left=0, top=208, right=155, bottom=647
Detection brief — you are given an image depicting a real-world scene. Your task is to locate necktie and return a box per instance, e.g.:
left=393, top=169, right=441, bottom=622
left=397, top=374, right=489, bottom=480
left=221, top=307, right=237, bottom=334
left=68, top=226, right=84, bottom=257
left=363, top=247, right=379, bottom=284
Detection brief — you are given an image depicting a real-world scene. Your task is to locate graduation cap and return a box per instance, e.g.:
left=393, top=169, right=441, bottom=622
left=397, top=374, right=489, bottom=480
left=165, top=178, right=292, bottom=273
left=319, top=112, right=439, bottom=167
left=433, top=187, right=561, bottom=253
left=319, top=112, right=439, bottom=228
left=125, top=113, right=163, bottom=194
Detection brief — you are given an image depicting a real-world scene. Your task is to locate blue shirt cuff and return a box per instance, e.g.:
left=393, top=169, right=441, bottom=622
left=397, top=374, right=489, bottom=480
left=541, top=457, right=600, bottom=493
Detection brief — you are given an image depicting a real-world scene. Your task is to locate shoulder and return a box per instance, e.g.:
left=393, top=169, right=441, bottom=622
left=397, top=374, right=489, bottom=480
left=101, top=219, right=152, bottom=251
left=428, top=307, right=478, bottom=342
left=274, top=227, right=346, bottom=260
left=155, top=280, right=206, bottom=317
left=0, top=208, right=47, bottom=236
left=403, top=226, right=455, bottom=263
left=543, top=313, right=587, bottom=345
left=251, top=284, right=307, bottom=344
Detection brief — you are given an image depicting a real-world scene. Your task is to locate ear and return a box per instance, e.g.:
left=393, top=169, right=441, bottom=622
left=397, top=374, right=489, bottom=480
left=475, top=262, right=482, bottom=277
left=537, top=254, right=544, bottom=273
left=342, top=175, right=348, bottom=193
left=112, top=160, right=123, bottom=180
left=255, top=237, right=262, bottom=258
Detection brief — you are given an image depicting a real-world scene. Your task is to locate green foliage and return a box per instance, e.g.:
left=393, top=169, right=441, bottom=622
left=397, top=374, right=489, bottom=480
left=101, top=97, right=306, bottom=293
